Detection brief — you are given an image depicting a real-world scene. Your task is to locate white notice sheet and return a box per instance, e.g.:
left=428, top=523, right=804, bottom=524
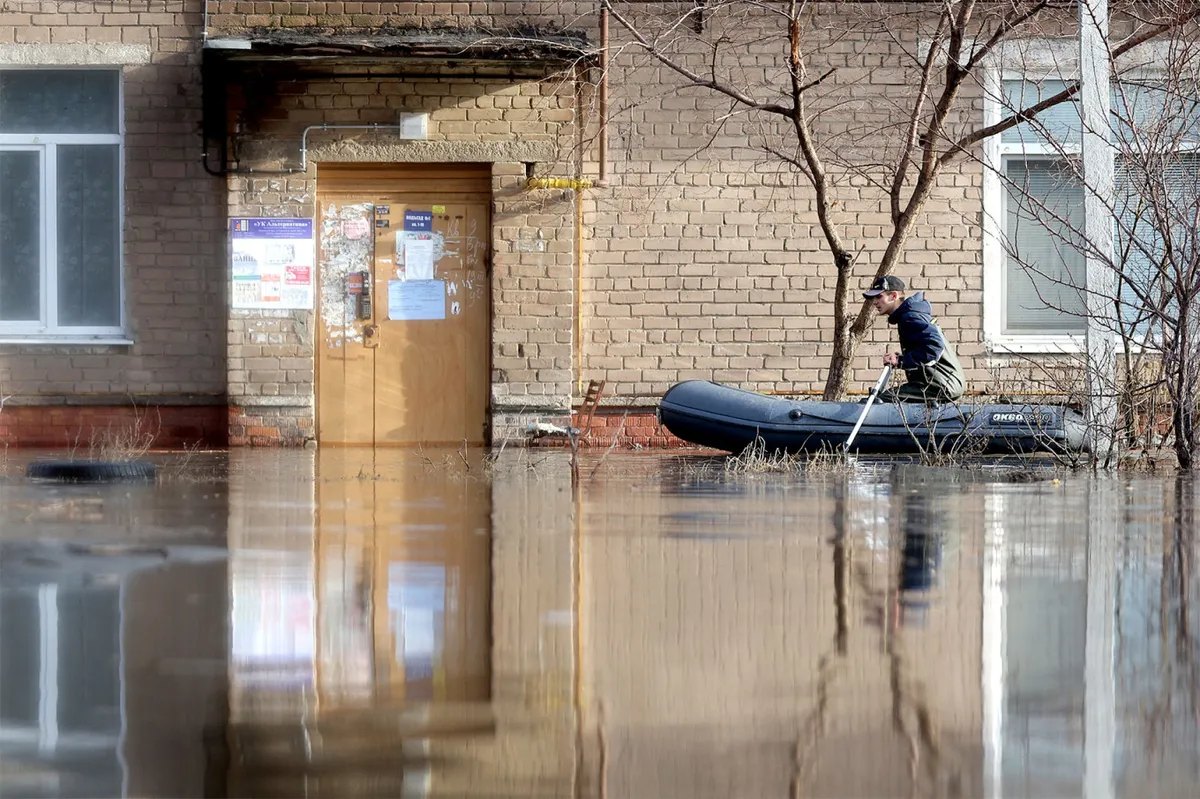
left=388, top=280, right=446, bottom=320
left=401, top=233, right=436, bottom=281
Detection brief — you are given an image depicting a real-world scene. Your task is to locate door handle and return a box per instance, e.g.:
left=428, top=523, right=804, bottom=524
left=363, top=323, right=381, bottom=348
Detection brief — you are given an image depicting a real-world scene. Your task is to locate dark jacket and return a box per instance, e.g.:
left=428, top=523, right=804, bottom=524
left=888, top=292, right=965, bottom=400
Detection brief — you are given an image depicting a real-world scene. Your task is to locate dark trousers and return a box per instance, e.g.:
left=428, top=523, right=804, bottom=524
left=878, top=382, right=959, bottom=404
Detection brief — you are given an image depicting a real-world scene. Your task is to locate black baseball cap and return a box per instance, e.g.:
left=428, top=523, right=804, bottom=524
left=863, top=275, right=906, bottom=297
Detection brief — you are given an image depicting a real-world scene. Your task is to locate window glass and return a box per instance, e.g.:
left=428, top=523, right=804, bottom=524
left=1002, top=79, right=1200, bottom=148
left=57, top=144, right=120, bottom=327
left=1114, top=154, right=1200, bottom=340
left=0, top=70, right=119, bottom=134
left=0, top=68, right=123, bottom=336
left=1003, top=158, right=1087, bottom=333
left=1111, top=82, right=1200, bottom=145
left=1001, top=79, right=1081, bottom=146
left=995, top=78, right=1200, bottom=341
left=0, top=150, right=41, bottom=322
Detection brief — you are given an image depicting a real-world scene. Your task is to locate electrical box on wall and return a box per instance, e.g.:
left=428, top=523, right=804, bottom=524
left=399, top=112, right=428, bottom=140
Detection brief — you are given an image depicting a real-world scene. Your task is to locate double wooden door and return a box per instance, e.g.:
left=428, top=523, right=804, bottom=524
left=316, top=164, right=492, bottom=446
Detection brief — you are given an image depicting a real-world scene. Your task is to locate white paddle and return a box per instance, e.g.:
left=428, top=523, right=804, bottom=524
left=844, top=364, right=893, bottom=455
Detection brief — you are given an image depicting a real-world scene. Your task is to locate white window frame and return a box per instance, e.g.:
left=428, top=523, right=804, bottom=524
left=982, top=66, right=1088, bottom=355
left=983, top=41, right=1197, bottom=355
left=0, top=66, right=127, bottom=344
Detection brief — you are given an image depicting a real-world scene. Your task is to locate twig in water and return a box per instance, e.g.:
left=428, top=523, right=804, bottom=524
left=589, top=410, right=629, bottom=480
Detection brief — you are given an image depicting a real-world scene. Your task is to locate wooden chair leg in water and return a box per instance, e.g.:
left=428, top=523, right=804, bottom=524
left=575, top=379, right=607, bottom=441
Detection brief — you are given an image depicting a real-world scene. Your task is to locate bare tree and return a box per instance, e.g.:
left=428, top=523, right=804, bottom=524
left=599, top=0, right=1200, bottom=400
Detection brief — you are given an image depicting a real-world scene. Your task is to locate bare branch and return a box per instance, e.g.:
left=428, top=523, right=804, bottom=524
left=890, top=9, right=950, bottom=224
left=786, top=3, right=851, bottom=267
left=959, top=83, right=1079, bottom=153
left=603, top=0, right=792, bottom=116
left=963, top=0, right=1052, bottom=72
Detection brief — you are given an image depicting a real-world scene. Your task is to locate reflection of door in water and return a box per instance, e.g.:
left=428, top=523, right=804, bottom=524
left=225, top=449, right=493, bottom=798
left=313, top=450, right=492, bottom=705
left=316, top=164, right=492, bottom=446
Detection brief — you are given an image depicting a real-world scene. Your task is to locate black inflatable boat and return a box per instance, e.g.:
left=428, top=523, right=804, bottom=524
left=658, top=380, right=1087, bottom=455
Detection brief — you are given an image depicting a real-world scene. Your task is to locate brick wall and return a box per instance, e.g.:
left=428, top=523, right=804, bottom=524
left=221, top=63, right=582, bottom=436
left=0, top=3, right=1067, bottom=447
left=0, top=1, right=227, bottom=446
left=206, top=2, right=1002, bottom=428
left=0, top=403, right=227, bottom=448
left=204, top=1, right=593, bottom=30
left=583, top=5, right=989, bottom=401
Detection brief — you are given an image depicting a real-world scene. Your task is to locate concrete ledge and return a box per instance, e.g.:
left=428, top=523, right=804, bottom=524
left=490, top=393, right=571, bottom=412
left=0, top=43, right=153, bottom=66
left=307, top=138, right=558, bottom=165
left=229, top=396, right=314, bottom=409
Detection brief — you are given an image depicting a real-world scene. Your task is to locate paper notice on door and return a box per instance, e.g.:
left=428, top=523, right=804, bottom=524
left=399, top=232, right=436, bottom=280
left=388, top=280, right=446, bottom=320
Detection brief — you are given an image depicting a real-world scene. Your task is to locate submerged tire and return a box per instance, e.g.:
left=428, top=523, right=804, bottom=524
left=27, top=460, right=157, bottom=483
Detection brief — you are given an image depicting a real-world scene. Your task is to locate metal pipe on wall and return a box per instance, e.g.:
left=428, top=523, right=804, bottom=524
left=598, top=3, right=610, bottom=187
left=575, top=190, right=585, bottom=395
left=575, top=62, right=588, bottom=395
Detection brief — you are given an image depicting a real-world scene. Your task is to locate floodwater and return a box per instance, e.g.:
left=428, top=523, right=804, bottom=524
left=0, top=449, right=1197, bottom=799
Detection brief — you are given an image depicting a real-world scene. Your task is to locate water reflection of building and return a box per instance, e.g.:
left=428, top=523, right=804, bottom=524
left=225, top=450, right=577, bottom=798
left=577, top=473, right=984, bottom=799
left=0, top=526, right=228, bottom=799
left=224, top=455, right=990, bottom=798
left=221, top=453, right=1200, bottom=799
left=988, top=478, right=1200, bottom=798
left=897, top=492, right=945, bottom=628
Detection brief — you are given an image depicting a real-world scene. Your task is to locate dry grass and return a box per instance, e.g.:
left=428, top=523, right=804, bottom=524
left=709, top=436, right=856, bottom=476
left=910, top=430, right=990, bottom=467
left=64, top=404, right=162, bottom=463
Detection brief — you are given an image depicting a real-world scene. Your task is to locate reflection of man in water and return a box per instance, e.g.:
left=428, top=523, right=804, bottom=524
left=894, top=493, right=943, bottom=628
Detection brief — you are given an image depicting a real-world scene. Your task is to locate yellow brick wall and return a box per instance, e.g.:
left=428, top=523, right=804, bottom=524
left=207, top=2, right=1003, bottom=408
left=0, top=1, right=226, bottom=403
left=0, top=2, right=1077, bottom=437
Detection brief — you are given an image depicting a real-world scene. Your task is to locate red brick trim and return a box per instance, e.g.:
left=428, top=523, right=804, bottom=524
left=228, top=406, right=314, bottom=447
left=0, top=405, right=228, bottom=449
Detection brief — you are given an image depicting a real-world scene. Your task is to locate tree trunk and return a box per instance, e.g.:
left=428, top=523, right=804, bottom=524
left=823, top=258, right=855, bottom=400
left=823, top=211, right=919, bottom=400
left=1173, top=384, right=1192, bottom=470
left=1173, top=308, right=1195, bottom=470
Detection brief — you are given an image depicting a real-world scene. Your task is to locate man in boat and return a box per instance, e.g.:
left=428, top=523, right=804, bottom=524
left=863, top=275, right=965, bottom=403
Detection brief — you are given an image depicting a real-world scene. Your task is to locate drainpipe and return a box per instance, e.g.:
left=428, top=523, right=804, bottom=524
left=597, top=2, right=610, bottom=187
left=575, top=190, right=585, bottom=395
left=528, top=2, right=611, bottom=398
left=575, top=60, right=588, bottom=397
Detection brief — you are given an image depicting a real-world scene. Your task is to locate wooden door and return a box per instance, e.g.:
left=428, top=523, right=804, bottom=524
left=316, top=198, right=376, bottom=444
left=316, top=164, right=492, bottom=446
